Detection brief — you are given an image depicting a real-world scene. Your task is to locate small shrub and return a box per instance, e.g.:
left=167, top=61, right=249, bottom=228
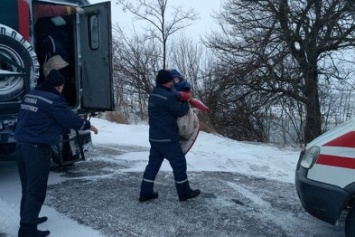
left=105, top=111, right=129, bottom=124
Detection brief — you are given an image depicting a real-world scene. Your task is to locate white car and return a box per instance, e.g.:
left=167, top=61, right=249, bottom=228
left=295, top=118, right=355, bottom=236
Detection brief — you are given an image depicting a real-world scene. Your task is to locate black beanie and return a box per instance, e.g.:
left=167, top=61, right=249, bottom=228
left=43, top=69, right=65, bottom=87
left=156, top=70, right=174, bottom=85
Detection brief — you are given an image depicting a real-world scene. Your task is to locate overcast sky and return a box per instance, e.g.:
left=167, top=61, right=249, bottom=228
left=90, top=0, right=224, bottom=38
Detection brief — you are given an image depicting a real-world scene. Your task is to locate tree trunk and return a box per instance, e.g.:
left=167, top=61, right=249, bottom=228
left=304, top=64, right=322, bottom=144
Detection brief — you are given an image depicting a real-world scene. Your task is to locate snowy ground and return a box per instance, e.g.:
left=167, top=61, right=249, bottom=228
left=0, top=118, right=345, bottom=236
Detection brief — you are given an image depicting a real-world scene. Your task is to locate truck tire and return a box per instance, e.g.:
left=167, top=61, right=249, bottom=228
left=346, top=207, right=355, bottom=237
left=0, top=24, right=39, bottom=102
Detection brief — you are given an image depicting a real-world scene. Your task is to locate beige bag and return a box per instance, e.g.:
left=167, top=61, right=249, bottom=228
left=177, top=107, right=200, bottom=154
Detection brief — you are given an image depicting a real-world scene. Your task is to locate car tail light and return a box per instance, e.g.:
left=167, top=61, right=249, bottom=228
left=300, top=146, right=320, bottom=169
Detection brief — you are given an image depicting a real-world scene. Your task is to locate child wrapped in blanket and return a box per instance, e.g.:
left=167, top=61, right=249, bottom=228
left=171, top=69, right=210, bottom=112
left=170, top=69, right=209, bottom=154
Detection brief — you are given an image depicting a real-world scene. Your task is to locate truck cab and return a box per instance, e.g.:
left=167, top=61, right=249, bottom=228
left=0, top=0, right=114, bottom=165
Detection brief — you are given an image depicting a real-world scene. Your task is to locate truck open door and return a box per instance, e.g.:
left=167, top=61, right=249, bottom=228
left=79, top=1, right=114, bottom=111
left=53, top=1, right=114, bottom=167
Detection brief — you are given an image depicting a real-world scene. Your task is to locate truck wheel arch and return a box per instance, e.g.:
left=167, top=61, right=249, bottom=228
left=0, top=24, right=39, bottom=101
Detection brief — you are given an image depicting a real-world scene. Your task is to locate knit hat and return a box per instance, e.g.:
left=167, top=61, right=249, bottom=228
left=170, top=69, right=182, bottom=78
left=43, top=69, right=65, bottom=87
left=175, top=79, right=192, bottom=92
left=156, top=70, right=174, bottom=85
left=43, top=55, right=69, bottom=77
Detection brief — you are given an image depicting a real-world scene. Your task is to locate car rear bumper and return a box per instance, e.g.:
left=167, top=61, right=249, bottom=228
left=295, top=165, right=350, bottom=224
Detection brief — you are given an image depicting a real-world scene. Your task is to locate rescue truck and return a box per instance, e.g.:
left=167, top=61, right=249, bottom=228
left=0, top=0, right=114, bottom=165
left=295, top=118, right=355, bottom=236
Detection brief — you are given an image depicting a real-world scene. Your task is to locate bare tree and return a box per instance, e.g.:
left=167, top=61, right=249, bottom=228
left=170, top=36, right=210, bottom=98
left=206, top=0, right=355, bottom=144
left=111, top=25, right=214, bottom=122
left=111, top=25, right=161, bottom=121
left=116, top=0, right=198, bottom=69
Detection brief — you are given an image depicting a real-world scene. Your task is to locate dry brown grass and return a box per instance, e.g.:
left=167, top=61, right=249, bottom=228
left=197, top=112, right=215, bottom=133
left=105, top=111, right=129, bottom=124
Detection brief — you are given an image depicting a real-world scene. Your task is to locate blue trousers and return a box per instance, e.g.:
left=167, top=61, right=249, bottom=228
left=140, top=142, right=192, bottom=197
left=16, top=143, right=51, bottom=237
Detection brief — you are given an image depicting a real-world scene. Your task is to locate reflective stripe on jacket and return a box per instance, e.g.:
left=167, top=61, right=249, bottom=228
left=15, top=85, right=90, bottom=145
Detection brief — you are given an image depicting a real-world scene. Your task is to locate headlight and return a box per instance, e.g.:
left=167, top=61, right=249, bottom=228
left=300, top=146, right=320, bottom=169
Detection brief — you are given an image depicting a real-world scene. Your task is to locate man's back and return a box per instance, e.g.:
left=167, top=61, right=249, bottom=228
left=148, top=85, right=189, bottom=144
left=15, top=70, right=89, bottom=146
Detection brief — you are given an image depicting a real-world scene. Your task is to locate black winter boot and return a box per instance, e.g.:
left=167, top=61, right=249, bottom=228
left=37, top=230, right=50, bottom=237
left=139, top=192, right=159, bottom=202
left=37, top=216, right=48, bottom=224
left=179, top=189, right=201, bottom=201
left=18, top=224, right=50, bottom=237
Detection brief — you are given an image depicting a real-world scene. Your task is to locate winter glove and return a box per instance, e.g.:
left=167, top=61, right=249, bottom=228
left=178, top=91, right=192, bottom=101
left=76, top=7, right=85, bottom=14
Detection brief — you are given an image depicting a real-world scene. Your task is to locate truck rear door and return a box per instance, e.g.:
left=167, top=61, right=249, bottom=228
left=79, top=2, right=114, bottom=111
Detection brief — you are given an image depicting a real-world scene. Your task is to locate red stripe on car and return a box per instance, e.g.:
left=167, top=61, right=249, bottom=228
left=323, top=131, right=355, bottom=148
left=317, top=154, right=355, bottom=169
left=18, top=0, right=30, bottom=41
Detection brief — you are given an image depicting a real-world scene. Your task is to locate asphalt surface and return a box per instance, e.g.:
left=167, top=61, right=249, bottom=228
left=44, top=144, right=345, bottom=237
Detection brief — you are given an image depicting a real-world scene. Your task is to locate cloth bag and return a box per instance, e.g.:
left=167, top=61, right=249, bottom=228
left=177, top=106, right=200, bottom=154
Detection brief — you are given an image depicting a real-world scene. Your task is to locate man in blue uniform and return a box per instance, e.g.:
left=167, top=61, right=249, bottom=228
left=15, top=70, right=98, bottom=237
left=139, top=69, right=200, bottom=202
